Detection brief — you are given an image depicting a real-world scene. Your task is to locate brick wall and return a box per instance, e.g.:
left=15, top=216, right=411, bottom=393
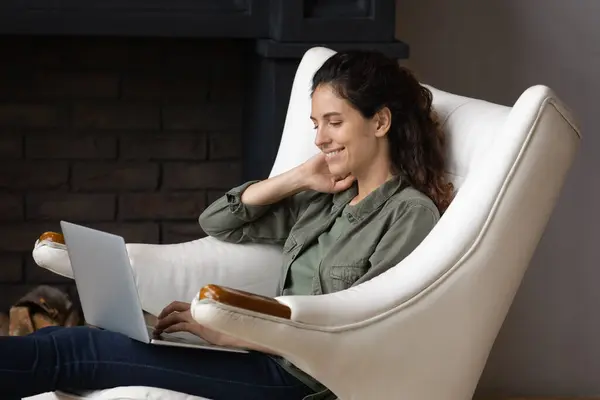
left=0, top=36, right=245, bottom=311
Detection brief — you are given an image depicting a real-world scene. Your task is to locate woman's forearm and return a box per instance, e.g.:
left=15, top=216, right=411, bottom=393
left=218, top=332, right=279, bottom=355
left=240, top=166, right=308, bottom=206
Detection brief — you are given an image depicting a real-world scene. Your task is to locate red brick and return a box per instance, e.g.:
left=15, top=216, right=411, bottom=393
left=86, top=222, right=160, bottom=244
left=24, top=255, right=71, bottom=284
left=161, top=222, right=207, bottom=245
left=0, top=222, right=61, bottom=252
left=119, top=192, right=206, bottom=221
left=0, top=194, right=23, bottom=221
left=7, top=72, right=119, bottom=100
left=63, top=38, right=129, bottom=70
left=208, top=132, right=242, bottom=160
left=0, top=161, right=68, bottom=189
left=0, top=253, right=24, bottom=283
left=120, top=132, right=207, bottom=160
left=0, top=104, right=60, bottom=128
left=162, top=104, right=241, bottom=131
left=208, top=48, right=244, bottom=104
left=162, top=73, right=210, bottom=101
left=125, top=39, right=165, bottom=71
left=72, top=162, right=159, bottom=191
left=121, top=72, right=163, bottom=100
left=73, top=103, right=160, bottom=130
left=0, top=37, right=63, bottom=69
left=26, top=133, right=117, bottom=159
left=122, top=71, right=209, bottom=101
left=0, top=132, right=23, bottom=158
left=0, top=222, right=157, bottom=254
left=162, top=162, right=242, bottom=190
left=26, top=193, right=116, bottom=221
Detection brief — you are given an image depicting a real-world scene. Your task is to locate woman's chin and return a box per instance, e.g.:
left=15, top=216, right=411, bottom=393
left=328, top=164, right=350, bottom=178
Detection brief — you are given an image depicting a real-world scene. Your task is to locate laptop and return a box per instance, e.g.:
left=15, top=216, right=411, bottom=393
left=60, top=220, right=248, bottom=354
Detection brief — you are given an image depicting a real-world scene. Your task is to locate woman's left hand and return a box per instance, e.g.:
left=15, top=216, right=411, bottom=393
left=154, top=301, right=226, bottom=346
left=154, top=300, right=278, bottom=355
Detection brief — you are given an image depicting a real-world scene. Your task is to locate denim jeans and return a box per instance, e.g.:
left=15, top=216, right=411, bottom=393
left=0, top=326, right=315, bottom=400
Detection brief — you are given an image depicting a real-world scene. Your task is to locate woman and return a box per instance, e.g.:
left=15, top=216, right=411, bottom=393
left=0, top=50, right=453, bottom=400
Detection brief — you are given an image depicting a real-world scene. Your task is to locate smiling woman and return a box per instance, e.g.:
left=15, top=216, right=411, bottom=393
left=310, top=50, right=453, bottom=210
left=0, top=50, right=451, bottom=400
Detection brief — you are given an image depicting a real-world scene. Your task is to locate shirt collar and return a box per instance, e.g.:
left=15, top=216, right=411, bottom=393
left=332, top=175, right=407, bottom=221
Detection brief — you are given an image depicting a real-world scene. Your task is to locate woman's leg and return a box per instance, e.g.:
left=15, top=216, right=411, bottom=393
left=0, top=326, right=314, bottom=400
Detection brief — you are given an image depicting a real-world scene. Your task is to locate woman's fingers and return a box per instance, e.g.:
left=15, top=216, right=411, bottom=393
left=157, top=301, right=190, bottom=319
left=163, top=322, right=193, bottom=334
left=155, top=310, right=188, bottom=333
left=332, top=174, right=356, bottom=192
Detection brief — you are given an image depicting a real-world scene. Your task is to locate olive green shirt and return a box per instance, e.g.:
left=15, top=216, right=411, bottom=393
left=283, top=204, right=354, bottom=296
left=198, top=175, right=439, bottom=399
left=199, top=175, right=439, bottom=296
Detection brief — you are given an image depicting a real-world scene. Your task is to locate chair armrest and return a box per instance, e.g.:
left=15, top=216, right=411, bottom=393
left=199, top=284, right=291, bottom=319
left=39, top=231, right=65, bottom=245
left=32, top=230, right=285, bottom=317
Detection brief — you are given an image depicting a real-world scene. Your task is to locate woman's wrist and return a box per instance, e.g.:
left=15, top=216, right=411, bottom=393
left=287, top=165, right=311, bottom=193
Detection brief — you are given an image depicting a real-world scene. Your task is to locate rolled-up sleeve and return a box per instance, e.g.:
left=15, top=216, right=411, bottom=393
left=199, top=181, right=319, bottom=245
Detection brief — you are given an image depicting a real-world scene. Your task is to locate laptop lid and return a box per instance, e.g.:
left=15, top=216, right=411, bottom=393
left=60, top=221, right=151, bottom=343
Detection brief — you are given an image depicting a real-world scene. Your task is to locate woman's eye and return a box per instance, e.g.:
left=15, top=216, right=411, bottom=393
left=312, top=125, right=318, bottom=130
left=330, top=121, right=342, bottom=127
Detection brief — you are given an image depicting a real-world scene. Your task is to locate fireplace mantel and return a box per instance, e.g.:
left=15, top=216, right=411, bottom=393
left=0, top=0, right=408, bottom=180
left=0, top=0, right=397, bottom=42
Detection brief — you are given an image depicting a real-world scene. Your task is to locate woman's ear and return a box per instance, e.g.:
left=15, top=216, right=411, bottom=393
left=374, top=107, right=392, bottom=138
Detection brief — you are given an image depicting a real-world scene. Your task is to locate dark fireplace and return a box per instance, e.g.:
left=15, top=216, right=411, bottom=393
left=0, top=0, right=408, bottom=312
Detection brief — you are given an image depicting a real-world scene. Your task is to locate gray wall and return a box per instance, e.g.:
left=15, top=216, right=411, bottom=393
left=396, top=0, right=600, bottom=397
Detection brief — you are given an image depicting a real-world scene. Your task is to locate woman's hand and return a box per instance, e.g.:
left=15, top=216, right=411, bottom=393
left=154, top=301, right=279, bottom=355
left=154, top=301, right=226, bottom=346
left=301, top=153, right=355, bottom=194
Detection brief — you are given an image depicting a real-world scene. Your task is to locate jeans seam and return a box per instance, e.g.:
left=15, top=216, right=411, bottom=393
left=61, top=360, right=308, bottom=389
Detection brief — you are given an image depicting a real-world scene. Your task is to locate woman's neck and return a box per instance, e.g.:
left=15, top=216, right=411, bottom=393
left=351, top=161, right=395, bottom=206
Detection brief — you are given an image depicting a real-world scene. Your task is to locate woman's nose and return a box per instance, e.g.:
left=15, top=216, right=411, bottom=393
left=314, top=127, right=329, bottom=147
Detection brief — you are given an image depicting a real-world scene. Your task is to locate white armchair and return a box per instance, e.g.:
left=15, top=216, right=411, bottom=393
left=27, top=47, right=580, bottom=400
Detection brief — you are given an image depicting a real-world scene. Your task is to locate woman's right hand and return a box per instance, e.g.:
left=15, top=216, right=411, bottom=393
left=300, top=153, right=355, bottom=194
left=239, top=154, right=355, bottom=207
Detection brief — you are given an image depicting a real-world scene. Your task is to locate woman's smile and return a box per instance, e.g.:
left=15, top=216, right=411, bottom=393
left=324, top=147, right=345, bottom=162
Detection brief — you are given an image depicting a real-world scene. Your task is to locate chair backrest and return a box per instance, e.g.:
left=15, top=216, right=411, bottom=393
left=270, top=47, right=581, bottom=399
left=425, top=85, right=511, bottom=190
left=269, top=48, right=334, bottom=178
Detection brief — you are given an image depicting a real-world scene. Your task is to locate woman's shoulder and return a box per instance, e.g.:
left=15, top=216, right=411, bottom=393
left=383, top=185, right=440, bottom=223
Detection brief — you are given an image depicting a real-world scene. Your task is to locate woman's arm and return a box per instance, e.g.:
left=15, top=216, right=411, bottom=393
left=199, top=154, right=355, bottom=245
left=238, top=167, right=308, bottom=206
left=198, top=166, right=314, bottom=245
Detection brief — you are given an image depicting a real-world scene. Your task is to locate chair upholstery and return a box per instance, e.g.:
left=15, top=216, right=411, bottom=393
left=28, top=47, right=580, bottom=400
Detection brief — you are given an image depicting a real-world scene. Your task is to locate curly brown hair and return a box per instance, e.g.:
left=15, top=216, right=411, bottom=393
left=311, top=50, right=454, bottom=212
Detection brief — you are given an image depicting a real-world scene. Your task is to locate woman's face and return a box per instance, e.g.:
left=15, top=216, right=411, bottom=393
left=310, top=84, right=382, bottom=178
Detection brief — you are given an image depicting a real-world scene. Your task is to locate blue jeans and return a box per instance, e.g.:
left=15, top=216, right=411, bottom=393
left=0, top=326, right=315, bottom=400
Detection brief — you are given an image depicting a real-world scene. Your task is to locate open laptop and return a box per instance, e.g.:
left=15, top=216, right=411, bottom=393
left=60, top=220, right=248, bottom=353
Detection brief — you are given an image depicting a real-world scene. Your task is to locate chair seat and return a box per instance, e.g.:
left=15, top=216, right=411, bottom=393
left=24, top=387, right=210, bottom=400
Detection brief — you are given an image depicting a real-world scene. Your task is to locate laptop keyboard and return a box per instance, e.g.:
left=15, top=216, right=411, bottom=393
left=146, top=325, right=210, bottom=345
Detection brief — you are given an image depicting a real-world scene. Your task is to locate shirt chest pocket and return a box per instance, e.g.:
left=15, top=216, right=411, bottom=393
left=329, top=258, right=370, bottom=292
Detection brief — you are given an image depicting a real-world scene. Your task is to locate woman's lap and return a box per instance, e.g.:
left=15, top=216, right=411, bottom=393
left=0, top=326, right=314, bottom=400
